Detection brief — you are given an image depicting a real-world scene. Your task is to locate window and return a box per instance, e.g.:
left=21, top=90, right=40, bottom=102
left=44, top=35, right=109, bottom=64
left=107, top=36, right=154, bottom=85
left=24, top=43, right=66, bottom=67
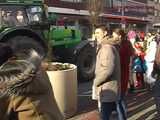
left=105, top=0, right=113, bottom=8
left=0, top=6, right=28, bottom=27
left=26, top=6, right=44, bottom=23
left=60, top=0, right=82, bottom=2
left=155, top=10, right=158, bottom=16
left=60, top=0, right=74, bottom=2
left=155, top=0, right=158, bottom=2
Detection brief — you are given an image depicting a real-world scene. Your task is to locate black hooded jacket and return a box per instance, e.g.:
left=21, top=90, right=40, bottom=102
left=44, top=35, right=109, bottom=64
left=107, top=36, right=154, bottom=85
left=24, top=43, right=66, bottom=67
left=0, top=48, right=42, bottom=97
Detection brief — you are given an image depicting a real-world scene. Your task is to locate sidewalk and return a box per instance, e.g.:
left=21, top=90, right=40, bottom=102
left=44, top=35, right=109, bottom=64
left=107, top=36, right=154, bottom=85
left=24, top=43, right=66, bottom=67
left=68, top=81, right=157, bottom=120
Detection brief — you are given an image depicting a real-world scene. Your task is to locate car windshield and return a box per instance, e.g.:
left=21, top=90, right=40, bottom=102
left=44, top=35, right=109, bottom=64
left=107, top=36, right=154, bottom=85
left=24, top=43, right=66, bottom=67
left=0, top=6, right=28, bottom=27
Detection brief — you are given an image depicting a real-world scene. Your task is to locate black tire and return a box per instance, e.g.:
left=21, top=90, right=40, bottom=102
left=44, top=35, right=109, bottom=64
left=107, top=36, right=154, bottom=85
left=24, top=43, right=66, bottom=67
left=6, top=36, right=46, bottom=57
left=76, top=44, right=96, bottom=81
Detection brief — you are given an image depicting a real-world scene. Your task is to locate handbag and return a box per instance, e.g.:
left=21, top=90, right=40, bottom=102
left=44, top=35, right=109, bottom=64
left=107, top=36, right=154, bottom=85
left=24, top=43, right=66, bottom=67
left=151, top=62, right=160, bottom=79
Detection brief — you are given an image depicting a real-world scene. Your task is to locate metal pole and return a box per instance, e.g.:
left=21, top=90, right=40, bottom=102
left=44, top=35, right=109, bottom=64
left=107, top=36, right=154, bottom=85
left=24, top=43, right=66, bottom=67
left=121, top=0, right=125, bottom=29
left=0, top=9, right=2, bottom=27
left=121, top=0, right=124, bottom=16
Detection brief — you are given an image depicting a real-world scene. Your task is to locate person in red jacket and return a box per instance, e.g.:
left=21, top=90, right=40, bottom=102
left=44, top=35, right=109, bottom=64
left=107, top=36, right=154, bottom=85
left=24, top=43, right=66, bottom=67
left=119, top=30, right=135, bottom=96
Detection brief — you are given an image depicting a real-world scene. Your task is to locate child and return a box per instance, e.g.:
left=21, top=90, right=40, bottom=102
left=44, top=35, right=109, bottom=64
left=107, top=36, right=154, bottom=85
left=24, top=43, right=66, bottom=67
left=132, top=41, right=146, bottom=88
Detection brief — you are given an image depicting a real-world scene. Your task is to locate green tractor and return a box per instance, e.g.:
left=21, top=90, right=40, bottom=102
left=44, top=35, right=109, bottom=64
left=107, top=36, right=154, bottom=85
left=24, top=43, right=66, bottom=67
left=48, top=25, right=96, bottom=81
left=0, top=0, right=96, bottom=81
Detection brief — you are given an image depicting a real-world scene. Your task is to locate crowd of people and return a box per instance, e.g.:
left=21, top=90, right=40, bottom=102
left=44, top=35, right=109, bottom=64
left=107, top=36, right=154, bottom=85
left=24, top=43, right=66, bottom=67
left=92, top=24, right=160, bottom=120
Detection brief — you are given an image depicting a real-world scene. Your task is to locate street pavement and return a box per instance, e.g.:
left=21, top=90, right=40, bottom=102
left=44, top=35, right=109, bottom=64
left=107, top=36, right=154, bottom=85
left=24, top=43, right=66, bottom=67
left=67, top=81, right=158, bottom=120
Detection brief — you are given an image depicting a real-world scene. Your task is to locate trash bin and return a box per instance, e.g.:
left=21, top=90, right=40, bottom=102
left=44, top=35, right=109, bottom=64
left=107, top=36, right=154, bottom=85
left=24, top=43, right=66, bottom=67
left=46, top=62, right=77, bottom=119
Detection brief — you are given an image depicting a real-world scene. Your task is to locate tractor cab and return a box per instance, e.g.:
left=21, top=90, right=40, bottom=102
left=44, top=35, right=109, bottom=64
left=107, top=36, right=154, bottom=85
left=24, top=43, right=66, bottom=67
left=0, top=0, right=47, bottom=28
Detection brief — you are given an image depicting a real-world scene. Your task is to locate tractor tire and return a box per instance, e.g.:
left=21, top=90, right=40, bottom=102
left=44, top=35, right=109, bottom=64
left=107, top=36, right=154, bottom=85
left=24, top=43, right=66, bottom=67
left=6, top=36, right=46, bottom=57
left=76, top=44, right=96, bottom=81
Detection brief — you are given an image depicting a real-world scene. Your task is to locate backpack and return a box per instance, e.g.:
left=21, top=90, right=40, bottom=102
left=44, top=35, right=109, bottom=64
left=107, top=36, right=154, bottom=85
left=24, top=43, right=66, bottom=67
left=132, top=56, right=147, bottom=73
left=151, top=42, right=160, bottom=79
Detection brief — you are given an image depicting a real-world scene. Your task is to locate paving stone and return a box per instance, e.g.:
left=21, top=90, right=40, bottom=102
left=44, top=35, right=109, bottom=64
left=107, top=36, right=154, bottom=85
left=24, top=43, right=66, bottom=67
left=67, top=82, right=157, bottom=120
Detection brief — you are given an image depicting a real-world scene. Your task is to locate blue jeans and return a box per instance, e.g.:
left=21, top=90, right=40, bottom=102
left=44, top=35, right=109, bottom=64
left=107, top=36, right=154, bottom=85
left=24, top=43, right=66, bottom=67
left=100, top=101, right=126, bottom=120
left=117, top=99, right=127, bottom=120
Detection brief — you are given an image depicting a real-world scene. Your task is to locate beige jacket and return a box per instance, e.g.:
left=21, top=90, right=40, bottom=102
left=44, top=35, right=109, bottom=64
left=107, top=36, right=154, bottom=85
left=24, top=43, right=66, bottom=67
left=92, top=37, right=121, bottom=102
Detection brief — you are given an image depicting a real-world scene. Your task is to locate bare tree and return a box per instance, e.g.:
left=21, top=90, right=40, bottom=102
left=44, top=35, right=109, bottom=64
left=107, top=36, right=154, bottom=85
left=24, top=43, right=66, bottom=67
left=87, top=0, right=104, bottom=31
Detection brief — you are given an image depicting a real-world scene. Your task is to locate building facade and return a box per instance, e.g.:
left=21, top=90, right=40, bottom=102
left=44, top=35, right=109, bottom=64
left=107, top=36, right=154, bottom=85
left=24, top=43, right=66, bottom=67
left=104, top=0, right=149, bottom=30
left=45, top=0, right=154, bottom=37
left=147, top=0, right=160, bottom=31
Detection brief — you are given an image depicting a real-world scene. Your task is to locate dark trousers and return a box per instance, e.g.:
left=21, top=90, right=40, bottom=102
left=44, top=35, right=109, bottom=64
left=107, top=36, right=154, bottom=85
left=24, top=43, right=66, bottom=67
left=99, top=101, right=127, bottom=120
left=152, top=80, right=160, bottom=118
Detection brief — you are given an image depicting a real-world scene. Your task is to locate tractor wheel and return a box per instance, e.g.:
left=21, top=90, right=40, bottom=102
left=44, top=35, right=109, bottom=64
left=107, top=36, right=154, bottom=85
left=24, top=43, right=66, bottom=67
left=76, top=44, right=96, bottom=81
left=6, top=36, right=46, bottom=57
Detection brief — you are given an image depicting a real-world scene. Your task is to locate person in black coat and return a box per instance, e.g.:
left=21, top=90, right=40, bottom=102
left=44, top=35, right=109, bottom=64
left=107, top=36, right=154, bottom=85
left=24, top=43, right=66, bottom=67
left=0, top=43, right=64, bottom=120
